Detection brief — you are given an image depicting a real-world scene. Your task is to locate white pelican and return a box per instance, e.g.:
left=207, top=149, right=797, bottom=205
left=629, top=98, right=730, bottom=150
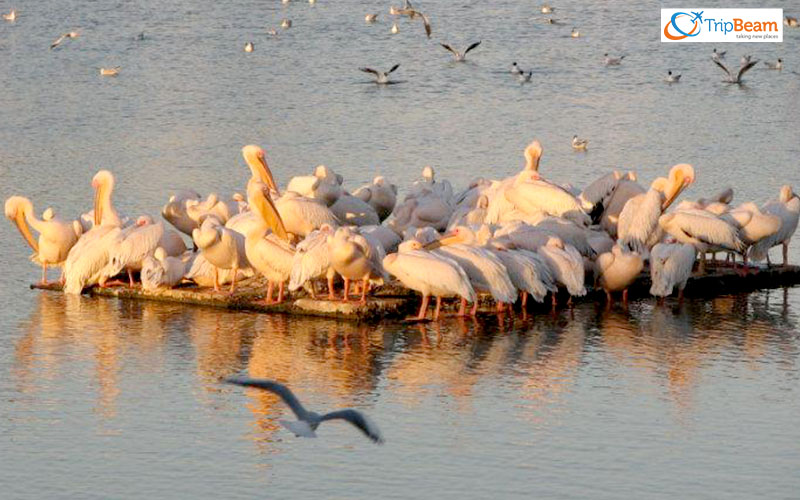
left=390, top=186, right=453, bottom=233
left=484, top=237, right=557, bottom=307
left=184, top=252, right=251, bottom=287
left=600, top=172, right=643, bottom=237
left=440, top=41, right=481, bottom=62
left=447, top=194, right=488, bottom=230
left=533, top=217, right=595, bottom=256
left=286, top=167, right=343, bottom=207
left=328, top=227, right=386, bottom=303
left=594, top=245, right=644, bottom=303
left=713, top=58, right=758, bottom=84
left=50, top=31, right=79, bottom=49
left=505, top=166, right=591, bottom=227
left=383, top=240, right=475, bottom=320
left=537, top=239, right=586, bottom=303
left=493, top=222, right=561, bottom=252
left=100, top=67, right=121, bottom=76
left=289, top=225, right=336, bottom=299
left=618, top=164, right=695, bottom=254
left=666, top=70, right=681, bottom=83
left=720, top=202, right=779, bottom=269
left=192, top=217, right=249, bottom=293
left=359, top=224, right=401, bottom=254
left=649, top=242, right=696, bottom=301
left=275, top=192, right=339, bottom=238
left=764, top=59, right=783, bottom=70
left=2, top=9, right=16, bottom=21
left=361, top=64, right=399, bottom=84
left=579, top=170, right=623, bottom=223
left=571, top=135, right=588, bottom=151
left=141, top=247, right=186, bottom=291
left=103, top=215, right=165, bottom=286
left=244, top=181, right=294, bottom=304
left=330, top=194, right=380, bottom=226
left=162, top=189, right=202, bottom=236
left=186, top=193, right=240, bottom=225
left=352, top=176, right=397, bottom=221
left=658, top=210, right=743, bottom=271
left=244, top=42, right=254, bottom=53
left=748, top=185, right=800, bottom=266
left=604, top=53, right=625, bottom=66
left=425, top=226, right=516, bottom=315
left=365, top=13, right=378, bottom=23
left=5, top=197, right=82, bottom=284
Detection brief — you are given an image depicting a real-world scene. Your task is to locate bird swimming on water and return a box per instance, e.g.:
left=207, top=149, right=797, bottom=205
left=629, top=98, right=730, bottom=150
left=712, top=48, right=726, bottom=61
left=2, top=9, right=16, bottom=21
left=391, top=22, right=399, bottom=34
left=244, top=41, right=254, bottom=52
left=99, top=67, right=121, bottom=76
left=541, top=5, right=554, bottom=14
left=50, top=31, right=79, bottom=49
left=764, top=58, right=783, bottom=70
left=226, top=377, right=384, bottom=444
left=604, top=53, right=625, bottom=66
left=571, top=27, right=581, bottom=38
left=360, top=64, right=400, bottom=84
left=510, top=62, right=521, bottom=74
left=518, top=70, right=532, bottom=83
left=365, top=13, right=378, bottom=23
left=281, top=18, right=292, bottom=29
left=440, top=41, right=481, bottom=62
left=572, top=135, right=588, bottom=151
left=666, top=70, right=681, bottom=83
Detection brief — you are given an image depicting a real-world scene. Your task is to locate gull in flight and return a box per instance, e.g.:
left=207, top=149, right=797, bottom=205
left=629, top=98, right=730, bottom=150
left=360, top=64, right=400, bottom=84
left=440, top=41, right=481, bottom=62
left=764, top=58, right=782, bottom=70
left=604, top=53, right=625, bottom=66
left=227, top=377, right=384, bottom=444
left=572, top=135, right=588, bottom=151
left=712, top=48, right=726, bottom=62
left=99, top=67, right=121, bottom=76
left=2, top=9, right=16, bottom=21
left=50, top=31, right=79, bottom=49
left=713, top=57, right=758, bottom=84
left=666, top=70, right=681, bottom=83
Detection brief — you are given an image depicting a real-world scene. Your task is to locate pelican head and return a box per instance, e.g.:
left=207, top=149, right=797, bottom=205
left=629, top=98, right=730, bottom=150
left=398, top=239, right=424, bottom=252
left=154, top=247, right=167, bottom=261
left=91, top=170, right=115, bottom=226
left=779, top=185, right=797, bottom=203
left=246, top=180, right=288, bottom=240
left=662, top=163, right=695, bottom=210
left=425, top=225, right=476, bottom=249
left=422, top=165, right=435, bottom=182
left=42, top=207, right=55, bottom=221
left=524, top=140, right=543, bottom=171
left=242, top=145, right=280, bottom=195
left=4, top=196, right=38, bottom=251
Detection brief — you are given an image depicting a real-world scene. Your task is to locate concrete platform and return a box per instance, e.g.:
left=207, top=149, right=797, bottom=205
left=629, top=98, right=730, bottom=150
left=30, top=264, right=800, bottom=321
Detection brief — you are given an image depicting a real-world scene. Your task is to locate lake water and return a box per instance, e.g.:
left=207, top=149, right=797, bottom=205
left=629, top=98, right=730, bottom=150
left=1, top=0, right=800, bottom=498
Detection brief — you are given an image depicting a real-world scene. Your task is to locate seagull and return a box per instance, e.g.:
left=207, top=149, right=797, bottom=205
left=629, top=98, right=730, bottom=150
left=604, top=53, right=625, bottom=66
left=712, top=48, right=726, bottom=62
left=391, top=22, right=399, bottom=34
left=518, top=70, right=532, bottom=83
left=713, top=58, right=758, bottom=84
left=50, top=31, right=79, bottom=49
left=99, top=67, right=121, bottom=76
left=360, top=64, right=400, bottom=84
left=666, top=70, right=681, bottom=83
left=541, top=5, right=554, bottom=14
left=785, top=16, right=798, bottom=27
left=267, top=28, right=278, bottom=36
left=440, top=41, right=481, bottom=62
left=2, top=9, right=16, bottom=21
left=226, top=377, right=384, bottom=444
left=281, top=19, right=292, bottom=29
left=542, top=18, right=562, bottom=25
left=572, top=135, right=588, bottom=151
left=365, top=13, right=378, bottom=23
left=510, top=62, right=521, bottom=74
left=571, top=27, right=581, bottom=38
left=244, top=42, right=254, bottom=52
left=420, top=13, right=431, bottom=38
left=764, top=58, right=783, bottom=70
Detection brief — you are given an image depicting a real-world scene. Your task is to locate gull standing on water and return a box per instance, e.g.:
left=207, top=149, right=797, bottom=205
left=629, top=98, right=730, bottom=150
left=518, top=70, right=532, bottom=83
left=666, top=70, right=681, bottom=83
left=227, top=377, right=384, bottom=444
left=440, top=41, right=481, bottom=62
left=713, top=57, right=758, bottom=84
left=50, top=31, right=79, bottom=49
left=360, top=64, right=399, bottom=84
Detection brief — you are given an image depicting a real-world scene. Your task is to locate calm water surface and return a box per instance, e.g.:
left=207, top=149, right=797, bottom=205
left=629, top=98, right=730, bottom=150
left=2, top=0, right=800, bottom=498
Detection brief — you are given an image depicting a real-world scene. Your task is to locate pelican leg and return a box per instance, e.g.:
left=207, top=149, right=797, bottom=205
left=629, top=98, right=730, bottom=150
left=470, top=301, right=478, bottom=316
left=40, top=262, right=48, bottom=285
left=521, top=291, right=528, bottom=308
left=457, top=298, right=467, bottom=317
left=766, top=253, right=772, bottom=267
left=783, top=242, right=789, bottom=266
left=416, top=295, right=430, bottom=320
left=276, top=282, right=285, bottom=303
left=678, top=287, right=685, bottom=304
left=698, top=254, right=706, bottom=273
left=551, top=293, right=558, bottom=307
left=265, top=281, right=274, bottom=304
left=622, top=289, right=629, bottom=305
left=59, top=269, right=65, bottom=285
left=128, top=269, right=135, bottom=288
left=342, top=278, right=350, bottom=302
left=327, top=274, right=336, bottom=300
left=605, top=289, right=612, bottom=304
left=308, top=281, right=317, bottom=299
left=496, top=302, right=506, bottom=313
left=213, top=267, right=220, bottom=292
left=359, top=277, right=369, bottom=304
left=434, top=296, right=442, bottom=320
left=229, top=266, right=238, bottom=294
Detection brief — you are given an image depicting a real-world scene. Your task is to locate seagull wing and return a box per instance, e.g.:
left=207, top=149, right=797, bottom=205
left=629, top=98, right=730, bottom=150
left=388, top=63, right=400, bottom=74
left=403, top=0, right=413, bottom=9
left=50, top=34, right=66, bottom=49
left=360, top=67, right=379, bottom=75
left=712, top=58, right=733, bottom=80
left=226, top=377, right=310, bottom=420
left=319, top=409, right=384, bottom=444
left=421, top=14, right=431, bottom=38
left=737, top=59, right=758, bottom=81
left=464, top=40, right=482, bottom=54
left=440, top=43, right=457, bottom=55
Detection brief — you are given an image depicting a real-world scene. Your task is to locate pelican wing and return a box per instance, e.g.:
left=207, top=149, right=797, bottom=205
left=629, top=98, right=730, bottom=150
left=105, top=222, right=164, bottom=277
left=289, top=230, right=331, bottom=290
left=464, top=40, right=481, bottom=54
left=226, top=377, right=310, bottom=420
left=618, top=190, right=661, bottom=254
left=320, top=409, right=384, bottom=444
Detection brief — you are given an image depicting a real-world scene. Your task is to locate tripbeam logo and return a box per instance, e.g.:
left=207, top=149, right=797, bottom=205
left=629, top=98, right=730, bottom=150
left=661, top=8, right=783, bottom=42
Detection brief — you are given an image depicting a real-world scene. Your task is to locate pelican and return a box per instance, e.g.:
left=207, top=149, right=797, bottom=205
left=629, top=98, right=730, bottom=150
left=440, top=41, right=481, bottom=62
left=281, top=19, right=292, bottom=29
left=571, top=135, right=588, bottom=151
left=192, top=217, right=249, bottom=293
left=505, top=171, right=591, bottom=227
left=600, top=172, right=643, bottom=237
left=579, top=170, right=623, bottom=223
left=666, top=70, right=681, bottom=83
left=50, top=31, right=79, bottom=49
left=275, top=192, right=339, bottom=238
left=185, top=193, right=239, bottom=225
left=424, top=226, right=516, bottom=315
left=328, top=227, right=386, bottom=303
left=618, top=164, right=695, bottom=254
left=390, top=192, right=452, bottom=233
left=226, top=377, right=384, bottom=444
left=493, top=222, right=562, bottom=253
left=102, top=215, right=165, bottom=287
left=365, top=13, right=378, bottom=23
left=359, top=225, right=401, bottom=254
left=286, top=165, right=344, bottom=206
left=383, top=240, right=475, bottom=320
left=360, top=64, right=399, bottom=84
left=604, top=53, right=625, bottom=66
left=141, top=247, right=186, bottom=290
left=289, top=225, right=336, bottom=299
left=764, top=59, right=783, bottom=70
left=330, top=194, right=380, bottom=226
left=242, top=145, right=280, bottom=195
left=184, top=252, right=251, bottom=287
left=649, top=241, right=696, bottom=301
left=245, top=181, right=294, bottom=304
left=571, top=27, right=580, bottom=38
left=483, top=235, right=557, bottom=307
left=510, top=62, right=521, bottom=74
left=537, top=239, right=586, bottom=303
left=162, top=190, right=202, bottom=236
left=721, top=202, right=780, bottom=269
left=244, top=42, right=254, bottom=52
left=713, top=58, right=758, bottom=84
left=5, top=197, right=82, bottom=284
left=658, top=210, right=743, bottom=271
left=3, top=9, right=16, bottom=21
left=391, top=22, right=399, bottom=34
left=748, top=186, right=800, bottom=266
left=594, top=245, right=644, bottom=304
left=100, top=67, right=120, bottom=76
left=352, top=176, right=397, bottom=221
left=447, top=194, right=488, bottom=230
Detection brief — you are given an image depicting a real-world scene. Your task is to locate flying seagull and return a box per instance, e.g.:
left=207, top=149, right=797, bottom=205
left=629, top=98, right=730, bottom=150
left=51, top=31, right=79, bottom=49
left=226, top=377, right=384, bottom=444
left=360, top=64, right=399, bottom=84
left=440, top=41, right=481, bottom=61
left=713, top=58, right=758, bottom=84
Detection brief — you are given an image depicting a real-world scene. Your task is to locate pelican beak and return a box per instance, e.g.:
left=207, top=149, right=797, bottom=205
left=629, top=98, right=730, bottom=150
left=256, top=153, right=280, bottom=196
left=254, top=187, right=288, bottom=240
left=662, top=170, right=694, bottom=211
left=423, top=240, right=442, bottom=250
left=12, top=209, right=38, bottom=252
left=93, top=182, right=104, bottom=226
left=425, top=232, right=461, bottom=249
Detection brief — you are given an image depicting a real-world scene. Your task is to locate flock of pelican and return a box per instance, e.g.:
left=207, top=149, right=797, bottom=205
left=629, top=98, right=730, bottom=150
left=6, top=140, right=800, bottom=320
